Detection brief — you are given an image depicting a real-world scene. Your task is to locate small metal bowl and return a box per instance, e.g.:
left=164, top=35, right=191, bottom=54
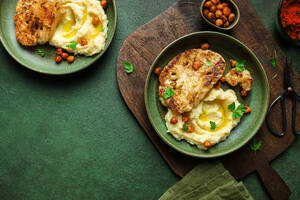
left=200, top=0, right=240, bottom=31
left=275, top=0, right=300, bottom=46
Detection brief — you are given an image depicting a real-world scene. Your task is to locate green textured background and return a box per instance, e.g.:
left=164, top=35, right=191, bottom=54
left=0, top=0, right=299, bottom=199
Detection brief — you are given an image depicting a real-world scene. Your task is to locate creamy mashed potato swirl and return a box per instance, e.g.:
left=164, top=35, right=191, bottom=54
left=165, top=88, right=242, bottom=150
left=49, top=0, right=108, bottom=56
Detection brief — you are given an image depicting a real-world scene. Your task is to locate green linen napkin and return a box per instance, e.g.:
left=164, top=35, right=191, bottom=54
left=159, top=161, right=253, bottom=200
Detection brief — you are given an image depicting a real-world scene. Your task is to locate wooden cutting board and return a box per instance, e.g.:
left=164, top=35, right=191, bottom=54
left=116, top=0, right=300, bottom=199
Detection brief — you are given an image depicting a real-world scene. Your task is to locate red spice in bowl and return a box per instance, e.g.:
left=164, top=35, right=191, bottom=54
left=280, top=0, right=300, bottom=40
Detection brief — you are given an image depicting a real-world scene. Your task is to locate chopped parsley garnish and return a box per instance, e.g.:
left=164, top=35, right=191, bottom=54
left=182, top=124, right=188, bottom=131
left=227, top=102, right=236, bottom=112
left=66, top=41, right=78, bottom=49
left=228, top=102, right=247, bottom=119
left=249, top=137, right=262, bottom=154
left=163, top=87, right=174, bottom=99
left=123, top=62, right=135, bottom=74
left=101, top=26, right=105, bottom=32
left=210, top=121, right=216, bottom=130
left=270, top=50, right=277, bottom=67
left=233, top=105, right=247, bottom=119
left=37, top=48, right=45, bottom=57
left=235, top=60, right=246, bottom=72
left=206, top=61, right=212, bottom=67
left=264, top=46, right=277, bottom=67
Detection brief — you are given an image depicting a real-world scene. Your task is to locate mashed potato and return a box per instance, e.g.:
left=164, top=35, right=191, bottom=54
left=49, top=0, right=108, bottom=56
left=165, top=88, right=242, bottom=150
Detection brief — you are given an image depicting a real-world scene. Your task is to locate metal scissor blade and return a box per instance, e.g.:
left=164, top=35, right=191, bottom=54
left=284, top=58, right=293, bottom=89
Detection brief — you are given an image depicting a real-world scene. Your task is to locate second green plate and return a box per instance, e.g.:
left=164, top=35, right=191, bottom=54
left=0, top=0, right=117, bottom=75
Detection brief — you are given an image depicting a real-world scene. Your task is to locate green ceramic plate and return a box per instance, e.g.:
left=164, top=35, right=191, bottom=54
left=0, top=0, right=117, bottom=75
left=145, top=31, right=269, bottom=158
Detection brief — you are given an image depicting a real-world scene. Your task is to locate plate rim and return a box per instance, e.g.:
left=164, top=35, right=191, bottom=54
left=0, top=0, right=117, bottom=75
left=144, top=31, right=270, bottom=158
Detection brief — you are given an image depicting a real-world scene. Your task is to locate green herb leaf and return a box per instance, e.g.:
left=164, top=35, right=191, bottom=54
left=101, top=26, right=105, bottom=32
left=232, top=111, right=242, bottom=119
left=235, top=60, right=246, bottom=72
left=206, top=61, right=212, bottom=67
left=228, top=103, right=246, bottom=119
left=232, top=105, right=247, bottom=119
left=163, top=87, right=175, bottom=99
left=228, top=102, right=236, bottom=112
left=270, top=50, right=277, bottom=67
left=235, top=105, right=247, bottom=113
left=270, top=58, right=276, bottom=67
left=249, top=137, right=262, bottom=154
left=37, top=48, right=45, bottom=57
left=182, top=124, right=188, bottom=131
left=210, top=121, right=216, bottom=130
left=123, top=62, right=135, bottom=74
left=66, top=41, right=78, bottom=49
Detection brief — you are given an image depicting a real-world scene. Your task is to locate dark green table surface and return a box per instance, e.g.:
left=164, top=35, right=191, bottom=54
left=0, top=0, right=299, bottom=199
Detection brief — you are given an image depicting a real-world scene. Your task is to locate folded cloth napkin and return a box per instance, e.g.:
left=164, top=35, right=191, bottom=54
left=159, top=161, right=253, bottom=200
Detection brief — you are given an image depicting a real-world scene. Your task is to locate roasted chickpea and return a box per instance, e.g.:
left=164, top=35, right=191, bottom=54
left=217, top=3, right=223, bottom=10
left=204, top=1, right=213, bottom=8
left=55, top=55, right=62, bottom=64
left=100, top=0, right=108, bottom=9
left=56, top=48, right=63, bottom=55
left=201, top=43, right=209, bottom=50
left=80, top=39, right=88, bottom=46
left=62, top=52, right=69, bottom=60
left=67, top=55, right=75, bottom=63
left=182, top=116, right=189, bottom=123
left=193, top=61, right=201, bottom=70
left=241, top=90, right=247, bottom=96
left=170, top=117, right=178, bottom=124
left=210, top=5, right=217, bottom=12
left=215, top=19, right=223, bottom=27
left=244, top=106, right=251, bottom=114
left=211, top=0, right=219, bottom=4
left=207, top=12, right=215, bottom=21
left=231, top=60, right=237, bottom=67
left=204, top=140, right=212, bottom=148
left=223, top=20, right=230, bottom=27
left=222, top=2, right=229, bottom=7
left=223, top=7, right=231, bottom=17
left=220, top=15, right=226, bottom=22
left=187, top=124, right=195, bottom=133
left=215, top=10, right=223, bottom=18
left=92, top=16, right=100, bottom=26
left=154, top=67, right=162, bottom=76
left=203, top=9, right=210, bottom=17
left=228, top=13, right=235, bottom=22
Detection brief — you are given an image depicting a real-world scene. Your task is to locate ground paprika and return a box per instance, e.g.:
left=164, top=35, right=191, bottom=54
left=280, top=0, right=300, bottom=40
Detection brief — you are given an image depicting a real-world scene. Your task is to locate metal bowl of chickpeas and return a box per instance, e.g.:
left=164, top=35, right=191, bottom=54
left=200, top=0, right=240, bottom=30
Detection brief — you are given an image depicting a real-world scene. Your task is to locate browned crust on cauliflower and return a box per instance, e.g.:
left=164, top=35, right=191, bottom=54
left=159, top=49, right=226, bottom=114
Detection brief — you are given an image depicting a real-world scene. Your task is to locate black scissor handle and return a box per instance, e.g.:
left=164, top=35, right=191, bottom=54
left=266, top=95, right=286, bottom=137
left=292, top=94, right=300, bottom=135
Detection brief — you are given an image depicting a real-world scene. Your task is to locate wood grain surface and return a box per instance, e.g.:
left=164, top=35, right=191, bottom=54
left=116, top=0, right=300, bottom=199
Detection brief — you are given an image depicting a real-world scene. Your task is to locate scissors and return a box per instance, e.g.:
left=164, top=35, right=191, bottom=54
left=266, top=58, right=300, bottom=137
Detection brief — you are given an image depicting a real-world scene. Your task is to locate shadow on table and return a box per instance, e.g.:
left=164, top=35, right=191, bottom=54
left=0, top=43, right=110, bottom=91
